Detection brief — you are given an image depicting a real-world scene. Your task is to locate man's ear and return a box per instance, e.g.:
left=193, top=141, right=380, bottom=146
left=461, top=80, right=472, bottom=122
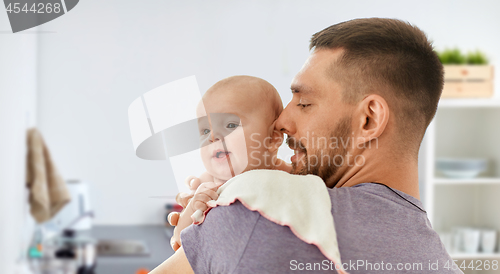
left=355, top=94, right=389, bottom=145
left=267, top=121, right=284, bottom=153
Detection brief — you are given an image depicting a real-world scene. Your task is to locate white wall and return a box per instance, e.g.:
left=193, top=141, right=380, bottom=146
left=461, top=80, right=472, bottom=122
left=35, top=0, right=500, bottom=225
left=0, top=12, right=38, bottom=274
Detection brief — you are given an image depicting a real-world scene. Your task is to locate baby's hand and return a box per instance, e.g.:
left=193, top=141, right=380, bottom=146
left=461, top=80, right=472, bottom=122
left=188, top=182, right=220, bottom=213
left=167, top=175, right=204, bottom=228
left=170, top=206, right=195, bottom=251
left=174, top=175, right=203, bottom=208
left=170, top=181, right=222, bottom=251
left=184, top=175, right=203, bottom=192
left=166, top=192, right=192, bottom=231
left=188, top=182, right=222, bottom=223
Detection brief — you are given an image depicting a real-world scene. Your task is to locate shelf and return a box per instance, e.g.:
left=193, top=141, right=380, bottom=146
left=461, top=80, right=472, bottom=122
left=450, top=252, right=500, bottom=260
left=434, top=177, right=500, bottom=185
left=438, top=98, right=500, bottom=108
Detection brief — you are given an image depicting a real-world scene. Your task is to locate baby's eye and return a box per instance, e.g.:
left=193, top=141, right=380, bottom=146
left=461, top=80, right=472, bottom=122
left=202, top=129, right=211, bottom=135
left=227, top=123, right=239, bottom=129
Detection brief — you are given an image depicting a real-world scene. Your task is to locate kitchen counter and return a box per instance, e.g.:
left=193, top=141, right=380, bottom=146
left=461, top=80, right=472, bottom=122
left=91, top=225, right=174, bottom=274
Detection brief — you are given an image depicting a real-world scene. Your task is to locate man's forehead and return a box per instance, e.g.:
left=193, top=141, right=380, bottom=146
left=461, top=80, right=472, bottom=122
left=291, top=48, right=345, bottom=96
left=291, top=61, right=316, bottom=94
left=305, top=48, right=344, bottom=73
left=290, top=55, right=326, bottom=95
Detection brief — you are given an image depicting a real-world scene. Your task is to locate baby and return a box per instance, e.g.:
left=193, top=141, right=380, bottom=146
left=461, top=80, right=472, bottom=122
left=169, top=75, right=289, bottom=251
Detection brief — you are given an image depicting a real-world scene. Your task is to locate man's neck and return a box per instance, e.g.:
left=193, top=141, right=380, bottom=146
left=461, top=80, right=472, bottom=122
left=332, top=151, right=420, bottom=200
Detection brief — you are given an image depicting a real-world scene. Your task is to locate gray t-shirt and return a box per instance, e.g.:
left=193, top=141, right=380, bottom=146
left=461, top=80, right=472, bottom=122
left=181, top=182, right=462, bottom=273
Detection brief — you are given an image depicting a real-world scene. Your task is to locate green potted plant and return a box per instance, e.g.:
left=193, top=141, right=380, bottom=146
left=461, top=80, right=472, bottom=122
left=465, top=50, right=489, bottom=65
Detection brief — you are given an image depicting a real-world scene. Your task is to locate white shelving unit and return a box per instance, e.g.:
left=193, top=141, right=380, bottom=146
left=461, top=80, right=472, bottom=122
left=424, top=97, right=500, bottom=267
left=449, top=253, right=500, bottom=260
left=438, top=98, right=500, bottom=108
left=434, top=177, right=500, bottom=185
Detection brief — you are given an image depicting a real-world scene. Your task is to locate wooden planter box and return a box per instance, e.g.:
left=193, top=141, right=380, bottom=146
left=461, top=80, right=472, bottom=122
left=441, top=65, right=494, bottom=98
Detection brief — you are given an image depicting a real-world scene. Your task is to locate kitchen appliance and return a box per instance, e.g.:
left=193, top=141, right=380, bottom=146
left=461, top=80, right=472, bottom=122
left=47, top=180, right=93, bottom=231
left=97, top=239, right=150, bottom=256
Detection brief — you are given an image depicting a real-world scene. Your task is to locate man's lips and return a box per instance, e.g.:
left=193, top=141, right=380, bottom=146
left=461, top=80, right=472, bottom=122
left=291, top=149, right=306, bottom=164
left=286, top=137, right=306, bottom=164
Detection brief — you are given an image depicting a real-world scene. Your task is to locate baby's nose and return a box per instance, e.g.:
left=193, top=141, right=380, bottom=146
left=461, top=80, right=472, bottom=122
left=209, top=131, right=223, bottom=143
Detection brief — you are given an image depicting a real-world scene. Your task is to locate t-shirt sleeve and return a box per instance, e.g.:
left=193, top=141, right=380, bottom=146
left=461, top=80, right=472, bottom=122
left=180, top=200, right=261, bottom=273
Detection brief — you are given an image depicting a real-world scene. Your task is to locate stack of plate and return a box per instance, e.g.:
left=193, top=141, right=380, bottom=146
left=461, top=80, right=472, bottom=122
left=436, top=158, right=488, bottom=179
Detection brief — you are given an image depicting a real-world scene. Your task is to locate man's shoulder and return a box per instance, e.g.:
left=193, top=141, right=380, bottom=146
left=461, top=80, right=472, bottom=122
left=327, top=184, right=462, bottom=273
left=328, top=182, right=426, bottom=213
left=181, top=201, right=263, bottom=273
left=183, top=200, right=260, bottom=237
left=208, top=199, right=260, bottom=221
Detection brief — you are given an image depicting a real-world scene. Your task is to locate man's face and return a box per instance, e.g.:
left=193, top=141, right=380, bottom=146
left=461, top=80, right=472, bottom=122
left=275, top=48, right=353, bottom=187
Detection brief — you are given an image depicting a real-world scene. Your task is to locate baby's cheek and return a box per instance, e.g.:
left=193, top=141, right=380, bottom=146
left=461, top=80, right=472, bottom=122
left=200, top=145, right=210, bottom=159
left=200, top=145, right=214, bottom=170
left=224, top=130, right=248, bottom=174
left=245, top=131, right=275, bottom=169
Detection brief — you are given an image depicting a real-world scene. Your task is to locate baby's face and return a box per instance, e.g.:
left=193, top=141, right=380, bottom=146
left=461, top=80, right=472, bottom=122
left=197, top=87, right=277, bottom=181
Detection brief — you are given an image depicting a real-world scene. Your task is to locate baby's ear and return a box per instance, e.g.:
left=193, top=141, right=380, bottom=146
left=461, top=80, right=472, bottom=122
left=268, top=122, right=284, bottom=153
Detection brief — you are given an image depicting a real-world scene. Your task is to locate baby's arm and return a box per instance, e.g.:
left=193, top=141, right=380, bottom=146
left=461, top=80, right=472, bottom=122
left=185, top=171, right=214, bottom=191
left=170, top=181, right=220, bottom=251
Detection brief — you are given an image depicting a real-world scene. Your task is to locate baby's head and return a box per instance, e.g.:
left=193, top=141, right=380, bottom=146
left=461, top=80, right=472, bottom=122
left=197, top=75, right=283, bottom=181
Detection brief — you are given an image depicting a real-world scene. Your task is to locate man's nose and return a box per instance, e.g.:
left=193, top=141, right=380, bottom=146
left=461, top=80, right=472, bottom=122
left=275, top=104, right=296, bottom=136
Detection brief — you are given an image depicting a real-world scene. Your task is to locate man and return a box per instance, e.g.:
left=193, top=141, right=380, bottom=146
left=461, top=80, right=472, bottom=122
left=153, top=18, right=461, bottom=273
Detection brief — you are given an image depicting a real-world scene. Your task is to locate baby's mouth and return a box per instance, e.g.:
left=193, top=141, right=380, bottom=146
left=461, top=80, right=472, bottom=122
left=213, top=149, right=231, bottom=159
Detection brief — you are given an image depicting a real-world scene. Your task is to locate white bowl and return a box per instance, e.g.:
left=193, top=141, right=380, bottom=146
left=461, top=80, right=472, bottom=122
left=436, top=158, right=488, bottom=179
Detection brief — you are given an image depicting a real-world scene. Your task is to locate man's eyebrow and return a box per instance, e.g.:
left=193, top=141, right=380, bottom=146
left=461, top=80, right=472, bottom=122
left=290, top=84, right=312, bottom=94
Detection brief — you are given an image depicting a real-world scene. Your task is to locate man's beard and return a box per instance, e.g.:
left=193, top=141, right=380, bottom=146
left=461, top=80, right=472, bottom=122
left=289, top=116, right=351, bottom=186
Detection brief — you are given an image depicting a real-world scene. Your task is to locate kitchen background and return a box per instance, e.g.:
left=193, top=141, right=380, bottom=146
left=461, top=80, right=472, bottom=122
left=1, top=0, right=500, bottom=273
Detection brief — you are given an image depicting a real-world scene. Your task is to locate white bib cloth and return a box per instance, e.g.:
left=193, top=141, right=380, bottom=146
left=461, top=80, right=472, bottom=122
left=196, top=169, right=345, bottom=273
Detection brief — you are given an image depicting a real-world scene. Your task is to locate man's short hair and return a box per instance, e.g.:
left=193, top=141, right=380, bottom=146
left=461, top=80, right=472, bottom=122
left=310, top=18, right=444, bottom=151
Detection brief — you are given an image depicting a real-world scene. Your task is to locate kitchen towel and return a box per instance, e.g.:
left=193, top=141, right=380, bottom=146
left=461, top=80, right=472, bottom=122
left=26, top=128, right=70, bottom=223
left=196, top=169, right=346, bottom=273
